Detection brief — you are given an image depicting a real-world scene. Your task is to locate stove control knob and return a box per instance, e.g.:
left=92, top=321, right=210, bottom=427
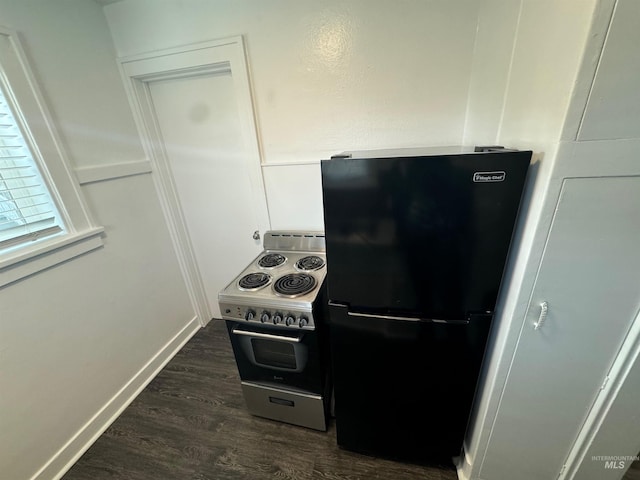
left=245, top=309, right=255, bottom=321
left=299, top=316, right=308, bottom=328
left=260, top=312, right=270, bottom=323
left=285, top=315, right=296, bottom=326
left=273, top=313, right=283, bottom=324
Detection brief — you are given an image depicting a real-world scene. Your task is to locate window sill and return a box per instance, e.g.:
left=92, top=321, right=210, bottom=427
left=0, top=227, right=105, bottom=288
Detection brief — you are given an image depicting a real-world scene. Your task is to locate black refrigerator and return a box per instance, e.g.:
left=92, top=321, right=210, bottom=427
left=321, top=146, right=531, bottom=464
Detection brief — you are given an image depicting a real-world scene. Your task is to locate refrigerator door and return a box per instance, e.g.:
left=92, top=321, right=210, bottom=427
left=321, top=151, right=531, bottom=319
left=328, top=302, right=492, bottom=461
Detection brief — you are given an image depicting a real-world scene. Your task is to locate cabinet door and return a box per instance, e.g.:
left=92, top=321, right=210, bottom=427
left=480, top=176, right=640, bottom=479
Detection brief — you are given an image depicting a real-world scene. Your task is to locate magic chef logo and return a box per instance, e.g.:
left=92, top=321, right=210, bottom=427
left=473, top=171, right=506, bottom=183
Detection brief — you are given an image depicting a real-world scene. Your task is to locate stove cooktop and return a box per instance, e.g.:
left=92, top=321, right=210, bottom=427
left=218, top=232, right=327, bottom=330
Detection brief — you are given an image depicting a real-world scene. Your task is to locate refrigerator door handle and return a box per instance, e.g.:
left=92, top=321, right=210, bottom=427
left=346, top=310, right=469, bottom=324
left=329, top=301, right=470, bottom=324
left=328, top=301, right=349, bottom=308
left=347, top=311, right=421, bottom=322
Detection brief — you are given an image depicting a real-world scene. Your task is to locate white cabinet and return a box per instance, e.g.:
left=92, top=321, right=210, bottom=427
left=478, top=140, right=640, bottom=479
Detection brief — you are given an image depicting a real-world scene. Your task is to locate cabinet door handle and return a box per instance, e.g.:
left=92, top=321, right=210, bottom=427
left=534, top=301, right=548, bottom=330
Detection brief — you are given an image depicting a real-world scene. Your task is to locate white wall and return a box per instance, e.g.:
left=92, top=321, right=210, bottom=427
left=0, top=2, right=197, bottom=479
left=104, top=0, right=481, bottom=230
left=464, top=0, right=598, bottom=152
left=494, top=0, right=598, bottom=150
left=462, top=0, right=522, bottom=146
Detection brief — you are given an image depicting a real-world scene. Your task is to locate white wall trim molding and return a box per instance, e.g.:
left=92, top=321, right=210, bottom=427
left=0, top=227, right=105, bottom=288
left=75, top=159, right=152, bottom=185
left=32, top=316, right=201, bottom=480
left=118, top=35, right=271, bottom=325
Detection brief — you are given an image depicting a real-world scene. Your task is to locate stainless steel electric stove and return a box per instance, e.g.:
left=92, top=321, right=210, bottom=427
left=218, top=231, right=331, bottom=431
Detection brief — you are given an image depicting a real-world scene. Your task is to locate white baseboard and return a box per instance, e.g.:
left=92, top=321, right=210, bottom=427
left=31, top=316, right=201, bottom=480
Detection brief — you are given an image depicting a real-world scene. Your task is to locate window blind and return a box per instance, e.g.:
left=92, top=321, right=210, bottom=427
left=0, top=86, right=62, bottom=250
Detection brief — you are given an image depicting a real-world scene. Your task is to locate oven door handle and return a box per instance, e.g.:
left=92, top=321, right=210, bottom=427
left=231, top=328, right=303, bottom=343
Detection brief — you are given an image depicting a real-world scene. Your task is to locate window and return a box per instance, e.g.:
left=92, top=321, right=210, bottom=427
left=0, top=26, right=103, bottom=286
left=0, top=87, right=63, bottom=250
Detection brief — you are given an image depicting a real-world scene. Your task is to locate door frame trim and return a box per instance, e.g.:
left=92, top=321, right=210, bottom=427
left=118, top=36, right=271, bottom=325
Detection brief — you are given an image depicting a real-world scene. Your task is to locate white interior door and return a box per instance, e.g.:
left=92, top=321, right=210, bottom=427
left=119, top=38, right=270, bottom=322
left=147, top=71, right=266, bottom=319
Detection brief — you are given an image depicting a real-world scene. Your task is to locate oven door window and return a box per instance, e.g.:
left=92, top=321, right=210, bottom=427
left=252, top=338, right=297, bottom=370
left=231, top=326, right=310, bottom=373
left=227, top=322, right=320, bottom=390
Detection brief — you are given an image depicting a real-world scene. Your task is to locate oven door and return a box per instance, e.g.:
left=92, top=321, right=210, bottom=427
left=226, top=321, right=323, bottom=394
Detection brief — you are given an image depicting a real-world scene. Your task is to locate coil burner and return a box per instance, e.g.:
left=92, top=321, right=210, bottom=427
left=295, top=255, right=325, bottom=271
left=274, top=273, right=317, bottom=297
left=258, top=253, right=286, bottom=268
left=238, top=272, right=271, bottom=291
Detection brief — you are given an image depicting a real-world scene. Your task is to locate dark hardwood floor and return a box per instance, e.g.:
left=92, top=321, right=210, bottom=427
left=63, top=319, right=457, bottom=480
left=625, top=459, right=640, bottom=480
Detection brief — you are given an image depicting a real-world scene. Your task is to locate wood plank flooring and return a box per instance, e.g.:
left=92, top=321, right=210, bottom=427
left=63, top=319, right=457, bottom=480
left=625, top=460, right=640, bottom=480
